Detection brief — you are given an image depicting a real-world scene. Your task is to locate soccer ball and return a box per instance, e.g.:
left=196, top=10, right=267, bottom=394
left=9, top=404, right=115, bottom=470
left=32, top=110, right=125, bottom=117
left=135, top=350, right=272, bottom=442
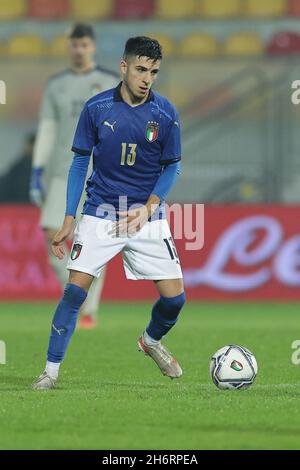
left=210, top=344, right=258, bottom=390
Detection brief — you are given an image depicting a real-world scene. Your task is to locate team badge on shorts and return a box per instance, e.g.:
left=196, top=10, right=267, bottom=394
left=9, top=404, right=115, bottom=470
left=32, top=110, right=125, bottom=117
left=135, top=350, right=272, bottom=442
left=71, top=243, right=83, bottom=260
left=145, top=121, right=159, bottom=142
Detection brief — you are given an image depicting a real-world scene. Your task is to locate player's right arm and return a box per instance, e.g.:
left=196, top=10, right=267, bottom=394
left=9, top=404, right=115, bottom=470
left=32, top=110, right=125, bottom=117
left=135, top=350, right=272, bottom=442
left=51, top=102, right=98, bottom=259
left=30, top=81, right=57, bottom=207
left=51, top=153, right=91, bottom=259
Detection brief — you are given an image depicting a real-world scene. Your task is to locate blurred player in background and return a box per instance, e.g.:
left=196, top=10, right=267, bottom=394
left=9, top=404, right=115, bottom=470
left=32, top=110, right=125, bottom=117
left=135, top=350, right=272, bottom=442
left=0, top=132, right=35, bottom=203
left=32, top=36, right=185, bottom=390
left=30, top=24, right=119, bottom=329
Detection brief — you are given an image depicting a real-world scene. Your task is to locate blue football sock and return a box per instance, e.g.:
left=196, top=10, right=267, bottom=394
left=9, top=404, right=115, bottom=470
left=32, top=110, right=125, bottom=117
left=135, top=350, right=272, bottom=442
left=146, top=292, right=186, bottom=341
left=47, top=283, right=87, bottom=363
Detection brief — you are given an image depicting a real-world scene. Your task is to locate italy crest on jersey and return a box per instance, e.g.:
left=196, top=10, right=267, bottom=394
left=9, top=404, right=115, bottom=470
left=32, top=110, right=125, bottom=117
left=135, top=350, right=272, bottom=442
left=71, top=243, right=83, bottom=260
left=145, top=121, right=159, bottom=143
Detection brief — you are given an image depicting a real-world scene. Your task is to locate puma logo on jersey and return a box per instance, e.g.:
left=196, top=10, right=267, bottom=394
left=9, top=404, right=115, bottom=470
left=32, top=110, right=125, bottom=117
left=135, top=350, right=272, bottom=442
left=104, top=120, right=116, bottom=132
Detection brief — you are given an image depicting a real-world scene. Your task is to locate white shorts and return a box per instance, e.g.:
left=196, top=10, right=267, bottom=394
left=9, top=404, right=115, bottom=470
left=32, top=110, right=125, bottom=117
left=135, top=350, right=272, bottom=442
left=41, top=177, right=86, bottom=230
left=67, top=215, right=183, bottom=281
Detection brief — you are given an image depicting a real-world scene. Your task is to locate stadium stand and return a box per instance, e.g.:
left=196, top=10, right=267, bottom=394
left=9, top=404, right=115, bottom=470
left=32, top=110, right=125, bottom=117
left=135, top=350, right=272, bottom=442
left=155, top=0, right=196, bottom=19
left=145, top=33, right=175, bottom=57
left=223, top=32, right=264, bottom=56
left=7, top=34, right=45, bottom=57
left=49, top=35, right=68, bottom=57
left=179, top=33, right=219, bottom=57
left=114, top=0, right=155, bottom=19
left=70, top=0, right=113, bottom=20
left=198, top=0, right=241, bottom=18
left=3, top=1, right=300, bottom=58
left=3, top=0, right=300, bottom=21
left=288, top=0, right=300, bottom=16
left=244, top=0, right=287, bottom=18
left=27, top=0, right=70, bottom=19
left=267, top=31, right=300, bottom=54
left=0, top=0, right=26, bottom=20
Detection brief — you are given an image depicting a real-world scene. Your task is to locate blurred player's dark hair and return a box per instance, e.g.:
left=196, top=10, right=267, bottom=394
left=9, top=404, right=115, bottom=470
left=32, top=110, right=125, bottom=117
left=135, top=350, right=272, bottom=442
left=68, top=24, right=95, bottom=41
left=123, top=36, right=162, bottom=61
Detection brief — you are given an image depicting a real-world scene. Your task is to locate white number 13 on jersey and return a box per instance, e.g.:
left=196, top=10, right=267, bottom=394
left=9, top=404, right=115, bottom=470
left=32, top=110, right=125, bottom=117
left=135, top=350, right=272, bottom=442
left=120, top=143, right=137, bottom=166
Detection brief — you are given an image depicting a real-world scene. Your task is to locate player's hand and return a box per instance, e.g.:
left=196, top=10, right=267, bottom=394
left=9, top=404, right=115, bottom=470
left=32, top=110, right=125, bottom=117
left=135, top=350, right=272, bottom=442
left=51, top=216, right=74, bottom=259
left=30, top=167, right=45, bottom=207
left=109, top=206, right=149, bottom=237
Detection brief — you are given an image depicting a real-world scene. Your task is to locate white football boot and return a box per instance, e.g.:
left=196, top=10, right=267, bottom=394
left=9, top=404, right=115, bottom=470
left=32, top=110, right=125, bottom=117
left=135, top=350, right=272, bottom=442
left=32, top=371, right=57, bottom=390
left=138, top=334, right=182, bottom=379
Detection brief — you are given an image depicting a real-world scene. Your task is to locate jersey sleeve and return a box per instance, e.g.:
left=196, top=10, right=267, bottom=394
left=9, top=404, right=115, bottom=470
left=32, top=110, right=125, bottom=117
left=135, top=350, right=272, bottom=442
left=39, top=80, right=57, bottom=121
left=71, top=104, right=98, bottom=156
left=160, top=111, right=181, bottom=165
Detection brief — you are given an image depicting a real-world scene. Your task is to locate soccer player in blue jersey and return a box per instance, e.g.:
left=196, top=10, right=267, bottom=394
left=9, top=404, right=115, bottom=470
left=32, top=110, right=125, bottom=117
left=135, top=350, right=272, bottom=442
left=32, top=36, right=186, bottom=390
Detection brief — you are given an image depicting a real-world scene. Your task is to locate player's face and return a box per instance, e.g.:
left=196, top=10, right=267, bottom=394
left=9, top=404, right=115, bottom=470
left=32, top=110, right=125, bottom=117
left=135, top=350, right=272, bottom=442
left=121, top=56, right=161, bottom=100
left=69, top=37, right=96, bottom=67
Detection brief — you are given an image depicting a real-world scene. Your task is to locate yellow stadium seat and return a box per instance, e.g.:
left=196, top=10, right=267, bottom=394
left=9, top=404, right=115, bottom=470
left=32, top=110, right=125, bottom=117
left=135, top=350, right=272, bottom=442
left=245, top=0, right=287, bottom=17
left=180, top=33, right=219, bottom=57
left=70, top=0, right=113, bottom=19
left=156, top=0, right=196, bottom=19
left=49, top=35, right=68, bottom=57
left=0, top=0, right=26, bottom=20
left=7, top=35, right=45, bottom=57
left=223, top=33, right=264, bottom=56
left=147, top=34, right=175, bottom=57
left=198, top=0, right=241, bottom=18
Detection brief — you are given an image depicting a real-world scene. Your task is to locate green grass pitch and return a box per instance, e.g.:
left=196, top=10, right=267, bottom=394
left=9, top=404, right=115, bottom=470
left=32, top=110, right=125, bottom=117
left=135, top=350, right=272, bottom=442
left=0, top=301, right=300, bottom=450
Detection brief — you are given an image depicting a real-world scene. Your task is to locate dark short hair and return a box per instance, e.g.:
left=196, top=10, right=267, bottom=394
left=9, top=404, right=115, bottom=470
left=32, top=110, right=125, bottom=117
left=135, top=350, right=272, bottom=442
left=123, top=36, right=162, bottom=61
left=68, top=23, right=95, bottom=41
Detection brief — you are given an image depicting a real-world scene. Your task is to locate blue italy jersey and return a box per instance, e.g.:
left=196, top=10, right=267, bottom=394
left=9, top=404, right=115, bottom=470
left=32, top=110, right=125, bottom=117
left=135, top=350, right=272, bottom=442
left=71, top=82, right=181, bottom=219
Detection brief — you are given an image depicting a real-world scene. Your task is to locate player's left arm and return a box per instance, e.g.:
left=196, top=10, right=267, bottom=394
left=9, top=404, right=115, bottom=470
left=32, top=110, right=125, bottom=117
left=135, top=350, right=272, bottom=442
left=113, top=161, right=180, bottom=236
left=150, top=106, right=181, bottom=208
